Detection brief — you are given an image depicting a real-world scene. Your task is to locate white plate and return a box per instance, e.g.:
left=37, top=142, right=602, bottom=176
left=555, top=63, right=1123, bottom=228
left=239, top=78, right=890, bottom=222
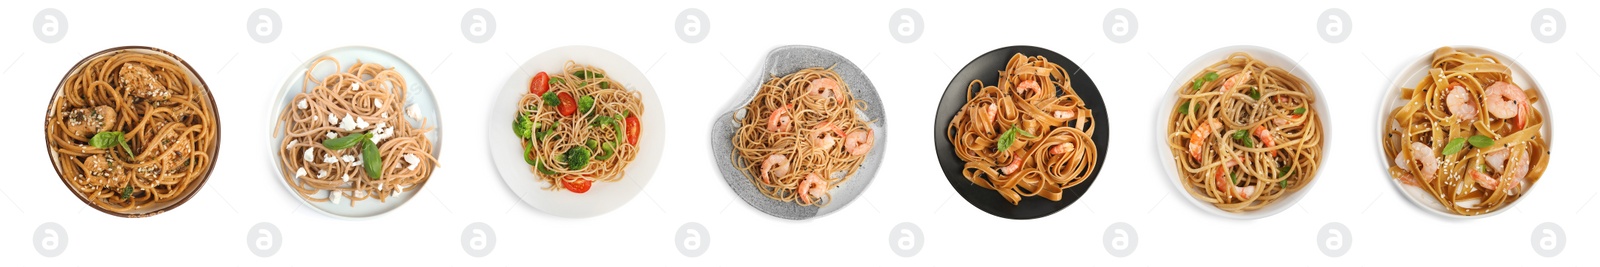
left=489, top=45, right=664, bottom=218
left=1154, top=45, right=1331, bottom=220
left=1375, top=46, right=1552, bottom=218
left=268, top=46, right=444, bottom=219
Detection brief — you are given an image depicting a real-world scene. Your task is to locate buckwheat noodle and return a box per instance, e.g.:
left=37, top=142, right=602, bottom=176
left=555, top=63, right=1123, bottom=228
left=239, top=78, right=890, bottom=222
left=516, top=61, right=644, bottom=192
left=1382, top=47, right=1548, bottom=216
left=275, top=56, right=437, bottom=206
left=1166, top=52, right=1323, bottom=213
left=945, top=53, right=1098, bottom=205
left=732, top=67, right=875, bottom=207
left=46, top=48, right=218, bottom=214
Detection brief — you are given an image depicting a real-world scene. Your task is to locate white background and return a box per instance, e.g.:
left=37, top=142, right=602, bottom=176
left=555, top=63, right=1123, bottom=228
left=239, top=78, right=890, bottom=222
left=1, top=0, right=1595, bottom=265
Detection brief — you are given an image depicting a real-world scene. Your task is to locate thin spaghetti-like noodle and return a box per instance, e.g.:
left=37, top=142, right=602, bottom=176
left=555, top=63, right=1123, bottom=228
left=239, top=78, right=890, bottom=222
left=945, top=53, right=1097, bottom=205
left=1382, top=47, right=1548, bottom=216
left=46, top=48, right=219, bottom=215
left=1166, top=52, right=1323, bottom=213
left=514, top=62, right=644, bottom=193
left=732, top=67, right=875, bottom=207
left=274, top=56, right=437, bottom=206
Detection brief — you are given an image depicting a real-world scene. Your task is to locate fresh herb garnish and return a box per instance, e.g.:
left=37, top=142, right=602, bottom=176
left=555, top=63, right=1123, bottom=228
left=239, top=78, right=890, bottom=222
left=1441, top=138, right=1467, bottom=155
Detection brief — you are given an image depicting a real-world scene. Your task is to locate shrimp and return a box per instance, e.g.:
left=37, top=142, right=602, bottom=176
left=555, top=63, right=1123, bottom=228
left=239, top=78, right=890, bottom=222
left=797, top=173, right=828, bottom=205
left=1051, top=142, right=1075, bottom=155
left=1053, top=108, right=1076, bottom=120
left=843, top=128, right=873, bottom=156
left=999, top=155, right=1023, bottom=175
left=1253, top=125, right=1276, bottom=156
left=806, top=78, right=845, bottom=104
left=1218, top=69, right=1253, bottom=92
left=1408, top=142, right=1438, bottom=182
left=1016, top=80, right=1041, bottom=96
left=1482, top=81, right=1528, bottom=129
left=766, top=104, right=792, bottom=132
left=759, top=154, right=790, bottom=183
left=1211, top=157, right=1250, bottom=199
left=1485, top=149, right=1532, bottom=188
left=1469, top=169, right=1501, bottom=191
left=1187, top=118, right=1223, bottom=160
left=809, top=121, right=844, bottom=151
left=983, top=103, right=999, bottom=131
left=1444, top=83, right=1478, bottom=122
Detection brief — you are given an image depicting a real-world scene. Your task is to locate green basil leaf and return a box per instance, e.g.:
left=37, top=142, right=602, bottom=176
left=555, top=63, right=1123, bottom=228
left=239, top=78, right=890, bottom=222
left=1178, top=101, right=1190, bottom=115
left=1190, top=80, right=1201, bottom=91
left=996, top=126, right=1018, bottom=152
left=1204, top=72, right=1219, bottom=82
left=1241, top=136, right=1254, bottom=148
left=548, top=76, right=565, bottom=85
left=322, top=133, right=367, bottom=150
left=1279, top=179, right=1287, bottom=188
left=1277, top=164, right=1292, bottom=178
left=362, top=139, right=382, bottom=180
left=90, top=131, right=123, bottom=149
left=1441, top=138, right=1466, bottom=155
left=1228, top=171, right=1237, bottom=185
left=1292, top=107, right=1307, bottom=115
left=1467, top=135, right=1494, bottom=148
left=1248, top=87, right=1261, bottom=100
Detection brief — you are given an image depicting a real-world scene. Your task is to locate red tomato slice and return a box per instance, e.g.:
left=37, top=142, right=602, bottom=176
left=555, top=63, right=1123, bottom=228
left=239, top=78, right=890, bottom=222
left=557, top=92, right=576, bottom=116
left=562, top=176, right=592, bottom=193
left=625, top=114, right=640, bottom=145
left=529, top=72, right=549, bottom=95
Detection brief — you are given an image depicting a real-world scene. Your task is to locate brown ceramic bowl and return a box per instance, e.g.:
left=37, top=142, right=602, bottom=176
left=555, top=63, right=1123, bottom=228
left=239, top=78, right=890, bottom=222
left=44, top=46, right=220, bottom=218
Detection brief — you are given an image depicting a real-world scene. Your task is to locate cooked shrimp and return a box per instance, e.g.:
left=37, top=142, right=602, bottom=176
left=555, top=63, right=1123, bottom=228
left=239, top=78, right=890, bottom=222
left=999, top=155, right=1022, bottom=175
left=809, top=121, right=844, bottom=151
left=1053, top=108, right=1076, bottom=120
left=760, top=154, right=790, bottom=183
left=1232, top=185, right=1257, bottom=200
left=843, top=128, right=873, bottom=156
left=797, top=173, right=828, bottom=205
left=1016, top=80, right=1041, bottom=96
left=806, top=78, right=844, bottom=104
left=1396, top=172, right=1421, bottom=187
left=1482, top=81, right=1528, bottom=128
left=1409, top=142, right=1438, bottom=182
left=1253, top=125, right=1276, bottom=156
left=1469, top=169, right=1501, bottom=191
left=1187, top=118, right=1223, bottom=160
left=1211, top=157, right=1246, bottom=198
left=1218, top=69, right=1253, bottom=92
left=1444, top=83, right=1478, bottom=122
left=1051, top=142, right=1075, bottom=155
left=1487, top=149, right=1532, bottom=185
left=766, top=104, right=792, bottom=132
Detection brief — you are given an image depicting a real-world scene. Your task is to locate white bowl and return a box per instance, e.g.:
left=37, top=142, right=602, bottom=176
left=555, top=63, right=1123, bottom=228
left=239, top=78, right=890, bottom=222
left=268, top=46, right=444, bottom=219
left=488, top=45, right=664, bottom=218
left=1153, top=45, right=1331, bottom=220
left=1374, top=46, right=1552, bottom=218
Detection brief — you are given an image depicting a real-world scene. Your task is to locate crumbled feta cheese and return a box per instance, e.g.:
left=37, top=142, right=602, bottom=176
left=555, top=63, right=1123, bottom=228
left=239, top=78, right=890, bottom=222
left=355, top=117, right=369, bottom=129
left=403, top=153, right=421, bottom=170
left=374, top=99, right=383, bottom=108
left=339, top=114, right=357, bottom=131
left=354, top=190, right=367, bottom=198
left=303, top=148, right=314, bottom=162
left=297, top=99, right=308, bottom=109
left=288, top=139, right=298, bottom=147
left=329, top=191, right=342, bottom=204
left=326, top=132, right=338, bottom=139
left=317, top=170, right=328, bottom=178
left=328, top=114, right=337, bottom=125
left=342, top=155, right=356, bottom=163
left=323, top=154, right=338, bottom=163
left=406, top=104, right=422, bottom=120
left=342, top=174, right=350, bottom=183
left=351, top=82, right=361, bottom=91
left=295, top=168, right=306, bottom=178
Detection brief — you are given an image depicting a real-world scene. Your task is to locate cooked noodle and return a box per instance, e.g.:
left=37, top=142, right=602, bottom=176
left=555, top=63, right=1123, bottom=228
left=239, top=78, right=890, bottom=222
left=515, top=62, right=644, bottom=193
left=1382, top=47, right=1548, bottom=215
left=945, top=53, right=1097, bottom=205
left=1166, top=52, right=1323, bottom=213
left=274, top=56, right=437, bottom=206
left=732, top=67, right=875, bottom=207
left=46, top=48, right=218, bottom=215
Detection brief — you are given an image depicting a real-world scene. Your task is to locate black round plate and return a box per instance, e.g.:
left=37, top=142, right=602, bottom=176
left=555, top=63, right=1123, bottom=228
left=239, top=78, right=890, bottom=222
left=932, top=45, right=1110, bottom=220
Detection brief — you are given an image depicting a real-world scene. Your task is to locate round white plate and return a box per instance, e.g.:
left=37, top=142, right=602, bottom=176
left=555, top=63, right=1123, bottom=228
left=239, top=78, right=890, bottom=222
left=1375, top=46, right=1552, bottom=218
left=269, top=46, right=444, bottom=219
left=1154, top=45, right=1331, bottom=220
left=489, top=45, right=664, bottom=218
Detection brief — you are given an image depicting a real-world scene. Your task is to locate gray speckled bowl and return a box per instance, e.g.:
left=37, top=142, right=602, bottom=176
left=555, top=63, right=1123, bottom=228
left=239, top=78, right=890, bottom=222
left=709, top=45, right=885, bottom=220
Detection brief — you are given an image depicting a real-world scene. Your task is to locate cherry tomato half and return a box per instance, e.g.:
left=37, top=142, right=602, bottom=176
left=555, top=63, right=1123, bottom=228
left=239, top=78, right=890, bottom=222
left=624, top=114, right=640, bottom=146
left=529, top=72, right=550, bottom=95
left=562, top=176, right=592, bottom=193
left=557, top=92, right=576, bottom=116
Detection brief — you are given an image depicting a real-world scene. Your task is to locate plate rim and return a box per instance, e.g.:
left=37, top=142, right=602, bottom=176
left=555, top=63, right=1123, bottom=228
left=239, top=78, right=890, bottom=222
left=266, top=45, right=444, bottom=220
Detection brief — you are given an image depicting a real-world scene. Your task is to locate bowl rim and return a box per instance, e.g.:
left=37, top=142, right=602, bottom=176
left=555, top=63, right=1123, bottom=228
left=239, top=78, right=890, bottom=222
left=1153, top=45, right=1330, bottom=220
left=1372, top=45, right=1552, bottom=219
left=44, top=46, right=222, bottom=218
